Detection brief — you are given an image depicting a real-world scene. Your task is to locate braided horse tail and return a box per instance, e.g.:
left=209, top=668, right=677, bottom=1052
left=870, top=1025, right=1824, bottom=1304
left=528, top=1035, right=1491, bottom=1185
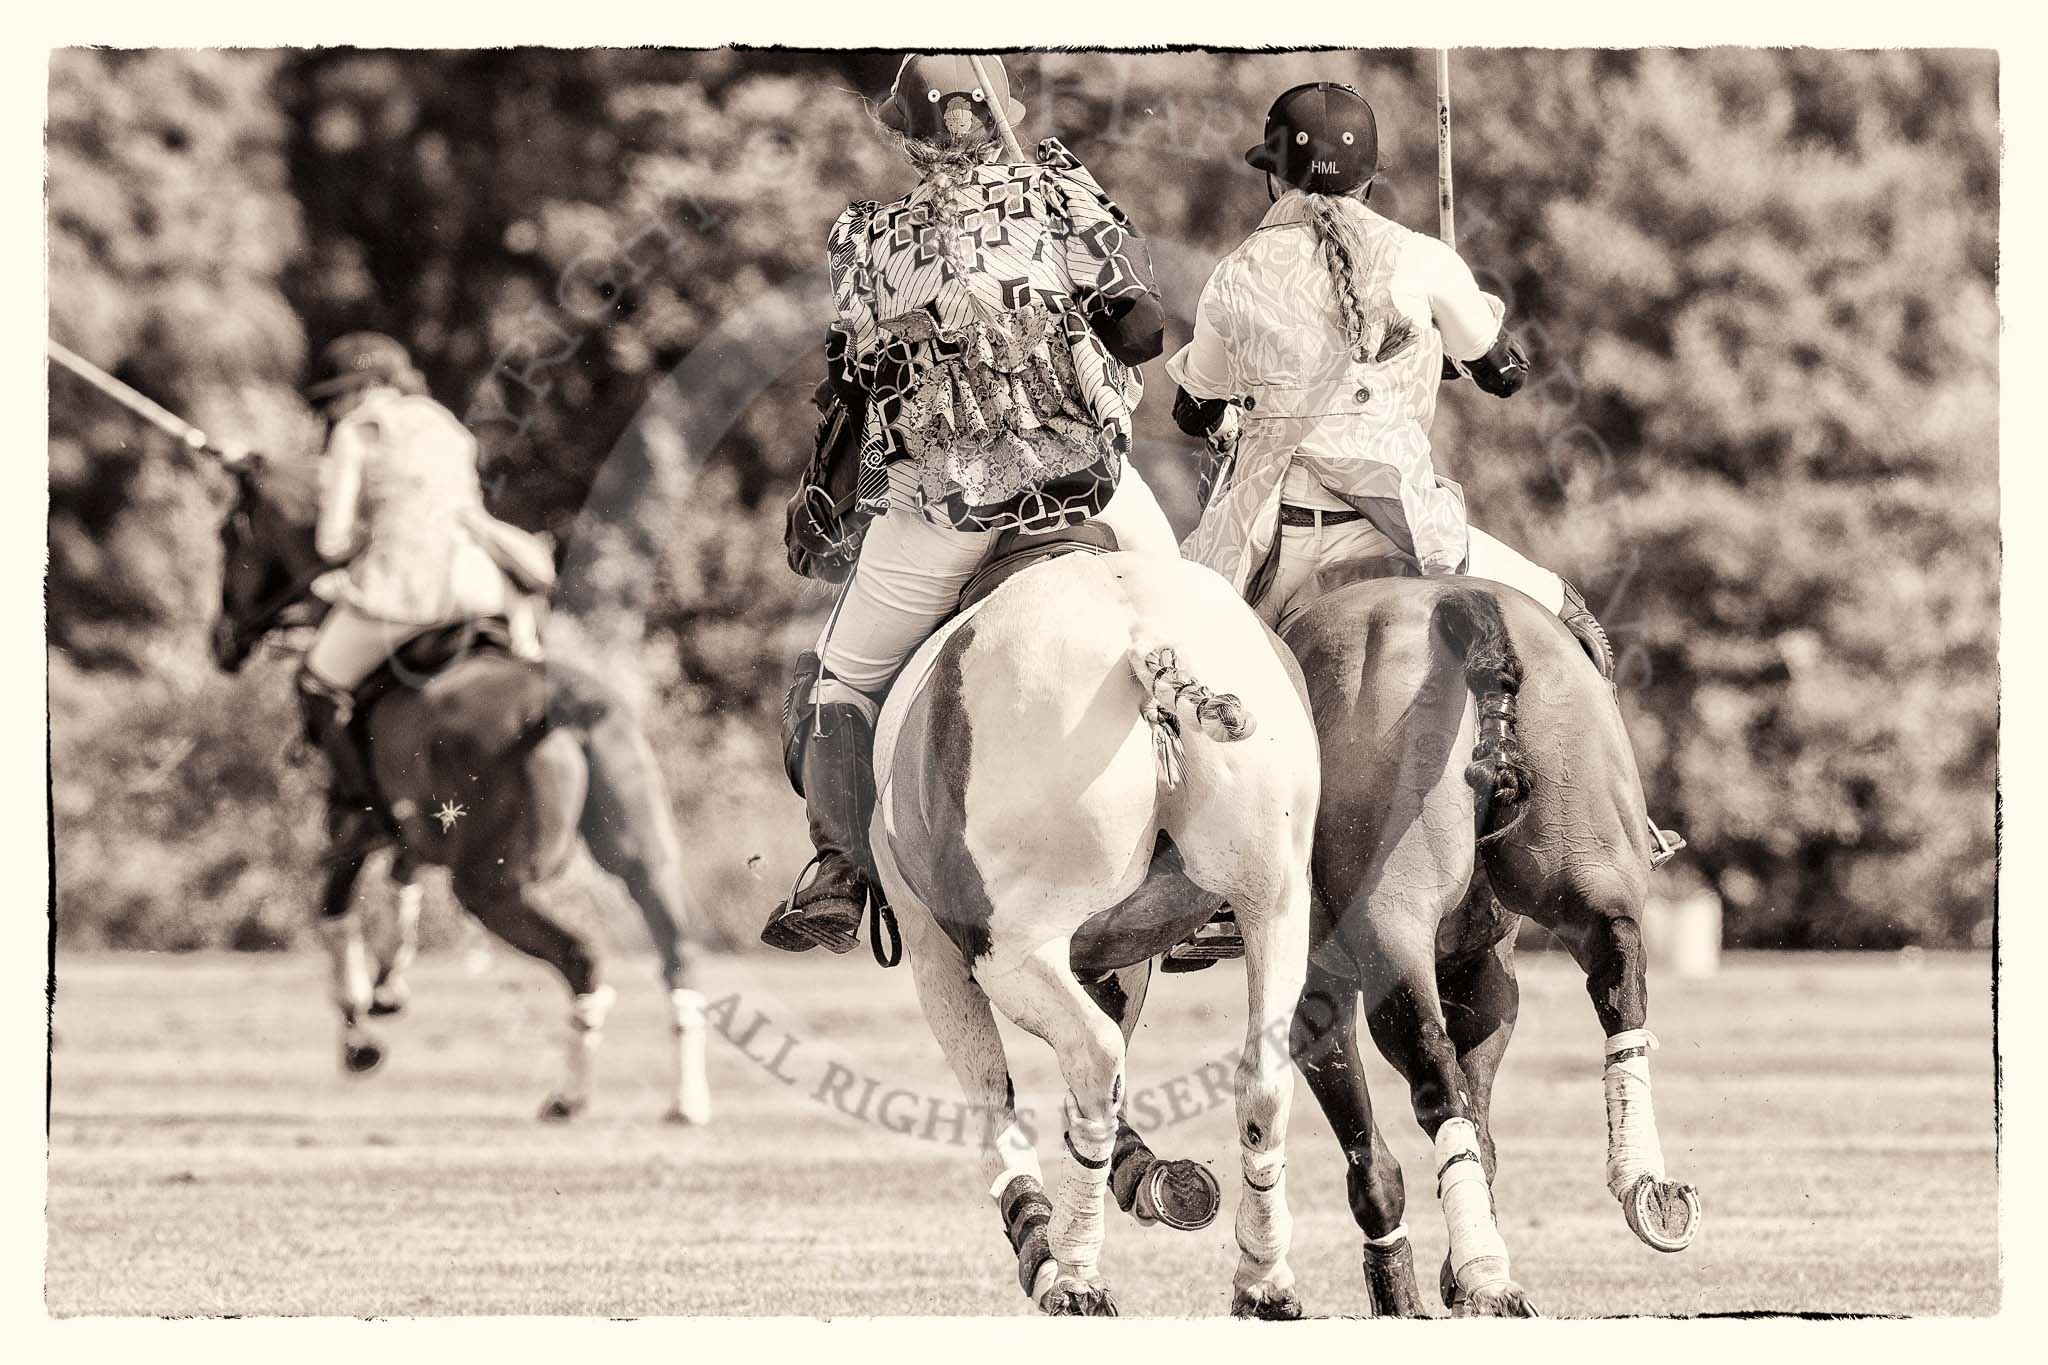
left=1129, top=645, right=1256, bottom=789
left=1430, top=586, right=1533, bottom=843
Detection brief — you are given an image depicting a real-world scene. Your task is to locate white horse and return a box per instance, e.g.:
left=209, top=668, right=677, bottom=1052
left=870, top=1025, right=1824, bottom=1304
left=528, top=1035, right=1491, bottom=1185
left=868, top=471, right=1321, bottom=1316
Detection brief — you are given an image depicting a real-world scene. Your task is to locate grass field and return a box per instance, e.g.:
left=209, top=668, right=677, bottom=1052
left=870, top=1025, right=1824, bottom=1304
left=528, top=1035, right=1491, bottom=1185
left=47, top=946, right=1998, bottom=1317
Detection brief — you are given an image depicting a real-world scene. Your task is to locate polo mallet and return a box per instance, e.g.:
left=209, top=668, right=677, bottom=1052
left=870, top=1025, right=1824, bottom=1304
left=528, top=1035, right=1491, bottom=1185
left=1436, top=49, right=1456, bottom=249
left=968, top=54, right=1028, bottom=164
left=1436, top=51, right=1469, bottom=383
left=48, top=338, right=247, bottom=464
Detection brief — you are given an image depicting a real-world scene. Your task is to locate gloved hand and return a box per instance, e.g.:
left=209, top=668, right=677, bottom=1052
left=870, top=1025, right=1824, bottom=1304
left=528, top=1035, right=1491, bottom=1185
left=1466, top=332, right=1531, bottom=398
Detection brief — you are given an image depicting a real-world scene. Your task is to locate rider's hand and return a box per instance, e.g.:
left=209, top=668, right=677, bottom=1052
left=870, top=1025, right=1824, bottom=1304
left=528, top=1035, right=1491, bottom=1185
left=1207, top=404, right=1241, bottom=458
left=309, top=570, right=350, bottom=604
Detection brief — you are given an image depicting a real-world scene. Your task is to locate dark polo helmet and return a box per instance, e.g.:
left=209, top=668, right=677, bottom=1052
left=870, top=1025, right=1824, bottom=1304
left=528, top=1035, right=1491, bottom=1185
left=304, top=331, right=427, bottom=401
left=1245, top=81, right=1380, bottom=195
left=878, top=53, right=1026, bottom=142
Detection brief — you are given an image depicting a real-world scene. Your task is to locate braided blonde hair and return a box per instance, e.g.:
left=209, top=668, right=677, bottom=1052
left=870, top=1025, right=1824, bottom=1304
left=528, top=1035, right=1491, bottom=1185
left=1302, top=190, right=1376, bottom=363
left=865, top=101, right=1002, bottom=269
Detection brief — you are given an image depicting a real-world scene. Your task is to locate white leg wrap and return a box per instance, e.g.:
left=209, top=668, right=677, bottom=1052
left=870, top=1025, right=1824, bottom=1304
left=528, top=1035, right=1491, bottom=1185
left=317, top=915, right=372, bottom=1023
left=388, top=881, right=423, bottom=971
left=669, top=988, right=711, bottom=1124
left=563, top=984, right=616, bottom=1104
left=1235, top=1146, right=1292, bottom=1270
left=985, top=1118, right=1045, bottom=1202
left=1365, top=1223, right=1410, bottom=1249
left=1435, top=1117, right=1510, bottom=1295
left=1603, top=1028, right=1667, bottom=1201
left=1049, top=1094, right=1114, bottom=1280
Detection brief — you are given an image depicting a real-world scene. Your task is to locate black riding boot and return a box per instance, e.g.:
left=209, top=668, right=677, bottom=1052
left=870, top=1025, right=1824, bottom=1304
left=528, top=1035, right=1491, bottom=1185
left=1556, top=581, right=1687, bottom=871
left=296, top=678, right=384, bottom=857
left=1559, top=578, right=1617, bottom=681
left=762, top=702, right=878, bottom=955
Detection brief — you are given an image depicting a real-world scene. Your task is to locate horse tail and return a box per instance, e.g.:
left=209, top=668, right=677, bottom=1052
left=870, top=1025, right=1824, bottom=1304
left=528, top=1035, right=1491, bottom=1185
left=1430, top=586, right=1532, bottom=842
left=1130, top=645, right=1255, bottom=789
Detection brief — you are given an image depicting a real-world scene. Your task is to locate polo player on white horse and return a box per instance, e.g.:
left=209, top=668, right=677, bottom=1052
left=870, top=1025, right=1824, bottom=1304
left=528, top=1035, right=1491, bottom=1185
left=762, top=54, right=1178, bottom=954
left=1170, top=82, right=1681, bottom=866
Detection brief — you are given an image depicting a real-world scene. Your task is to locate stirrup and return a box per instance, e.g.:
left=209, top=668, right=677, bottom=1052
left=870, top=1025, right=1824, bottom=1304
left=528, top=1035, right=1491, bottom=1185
left=1161, top=908, right=1245, bottom=973
left=762, top=853, right=865, bottom=956
left=1648, top=822, right=1687, bottom=871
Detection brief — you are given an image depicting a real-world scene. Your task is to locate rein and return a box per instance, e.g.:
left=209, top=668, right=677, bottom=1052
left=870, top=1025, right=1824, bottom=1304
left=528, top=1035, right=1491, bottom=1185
left=225, top=560, right=335, bottom=661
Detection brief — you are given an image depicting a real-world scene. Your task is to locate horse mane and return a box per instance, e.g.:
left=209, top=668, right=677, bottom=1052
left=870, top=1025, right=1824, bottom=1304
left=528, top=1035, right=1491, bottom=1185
left=242, top=454, right=323, bottom=526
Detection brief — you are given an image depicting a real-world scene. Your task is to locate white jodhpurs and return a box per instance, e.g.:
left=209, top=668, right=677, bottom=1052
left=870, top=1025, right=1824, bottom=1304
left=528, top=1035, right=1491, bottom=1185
left=1262, top=514, right=1566, bottom=627
left=305, top=541, right=512, bottom=692
left=815, top=461, right=1173, bottom=709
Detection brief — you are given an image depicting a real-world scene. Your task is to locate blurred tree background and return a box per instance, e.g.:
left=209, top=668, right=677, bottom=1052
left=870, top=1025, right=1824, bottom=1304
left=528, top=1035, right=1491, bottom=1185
left=45, top=48, right=1998, bottom=952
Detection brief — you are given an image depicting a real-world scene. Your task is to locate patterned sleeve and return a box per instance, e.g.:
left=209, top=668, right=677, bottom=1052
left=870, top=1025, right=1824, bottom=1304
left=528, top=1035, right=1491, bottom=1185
left=1038, top=138, right=1162, bottom=361
left=823, top=200, right=881, bottom=401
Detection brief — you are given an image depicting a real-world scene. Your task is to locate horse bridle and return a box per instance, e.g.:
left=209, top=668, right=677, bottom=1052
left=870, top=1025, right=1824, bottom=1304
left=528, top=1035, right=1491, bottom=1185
left=218, top=553, right=336, bottom=665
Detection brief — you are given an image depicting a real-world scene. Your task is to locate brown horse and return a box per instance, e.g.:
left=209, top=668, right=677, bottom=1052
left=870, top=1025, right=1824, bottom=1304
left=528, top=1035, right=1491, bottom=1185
left=1283, top=575, right=1700, bottom=1317
left=211, top=453, right=710, bottom=1123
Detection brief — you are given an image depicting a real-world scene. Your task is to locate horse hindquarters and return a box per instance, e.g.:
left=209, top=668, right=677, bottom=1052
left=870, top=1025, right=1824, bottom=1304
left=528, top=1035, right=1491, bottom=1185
left=378, top=679, right=612, bottom=1119
left=1286, top=584, right=1538, bottom=1315
left=885, top=553, right=1320, bottom=1315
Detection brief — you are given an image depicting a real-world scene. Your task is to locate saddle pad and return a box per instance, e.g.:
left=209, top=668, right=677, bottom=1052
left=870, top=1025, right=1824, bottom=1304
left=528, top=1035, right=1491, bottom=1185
left=956, top=522, right=1120, bottom=615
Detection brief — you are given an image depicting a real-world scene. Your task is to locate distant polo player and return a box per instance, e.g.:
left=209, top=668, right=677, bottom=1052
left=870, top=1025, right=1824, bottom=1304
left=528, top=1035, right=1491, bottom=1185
left=296, top=332, right=553, bottom=853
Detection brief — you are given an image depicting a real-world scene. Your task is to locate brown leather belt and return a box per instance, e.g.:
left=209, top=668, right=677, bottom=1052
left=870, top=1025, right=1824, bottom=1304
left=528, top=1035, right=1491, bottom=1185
left=1277, top=503, right=1366, bottom=528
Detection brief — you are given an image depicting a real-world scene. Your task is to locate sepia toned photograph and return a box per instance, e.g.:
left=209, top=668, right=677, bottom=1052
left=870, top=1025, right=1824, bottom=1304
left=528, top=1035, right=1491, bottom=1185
left=42, top=41, right=2000, bottom=1319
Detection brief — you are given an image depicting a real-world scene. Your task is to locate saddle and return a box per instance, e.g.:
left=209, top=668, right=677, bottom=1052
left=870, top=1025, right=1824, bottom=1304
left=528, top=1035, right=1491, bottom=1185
left=348, top=615, right=518, bottom=736
left=956, top=519, right=1122, bottom=615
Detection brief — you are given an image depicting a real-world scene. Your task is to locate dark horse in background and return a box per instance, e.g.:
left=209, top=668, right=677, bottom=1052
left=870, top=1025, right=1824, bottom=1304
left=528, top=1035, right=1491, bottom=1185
left=1284, top=575, right=1700, bottom=1316
left=211, top=453, right=710, bottom=1124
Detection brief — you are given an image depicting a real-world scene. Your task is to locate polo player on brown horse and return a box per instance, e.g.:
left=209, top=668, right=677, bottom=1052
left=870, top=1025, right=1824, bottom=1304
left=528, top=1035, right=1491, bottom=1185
left=212, top=333, right=709, bottom=1123
left=1173, top=82, right=1699, bottom=1315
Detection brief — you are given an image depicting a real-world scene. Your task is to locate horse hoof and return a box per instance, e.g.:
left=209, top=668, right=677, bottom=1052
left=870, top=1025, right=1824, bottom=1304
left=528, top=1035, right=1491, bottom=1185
left=1454, top=1281, right=1541, bottom=1318
left=663, top=1104, right=710, bottom=1127
left=1623, top=1174, right=1701, bottom=1252
left=342, top=1041, right=384, bottom=1074
left=1230, top=1285, right=1304, bottom=1320
left=1142, top=1159, right=1221, bottom=1231
left=538, top=1094, right=585, bottom=1122
left=1039, top=1278, right=1119, bottom=1317
left=367, top=993, right=406, bottom=1018
left=1363, top=1238, right=1427, bottom=1317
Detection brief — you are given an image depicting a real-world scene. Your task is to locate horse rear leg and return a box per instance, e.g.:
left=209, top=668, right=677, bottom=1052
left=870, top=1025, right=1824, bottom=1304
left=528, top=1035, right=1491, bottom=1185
left=576, top=709, right=708, bottom=1125
left=451, top=867, right=608, bottom=1121
left=1291, top=951, right=1426, bottom=1317
left=1508, top=861, right=1701, bottom=1253
left=313, top=852, right=384, bottom=1075
left=976, top=943, right=1127, bottom=1316
left=1362, top=908, right=1538, bottom=1318
left=901, top=908, right=1050, bottom=1305
left=1220, top=861, right=1311, bottom=1320
left=1081, top=963, right=1222, bottom=1233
